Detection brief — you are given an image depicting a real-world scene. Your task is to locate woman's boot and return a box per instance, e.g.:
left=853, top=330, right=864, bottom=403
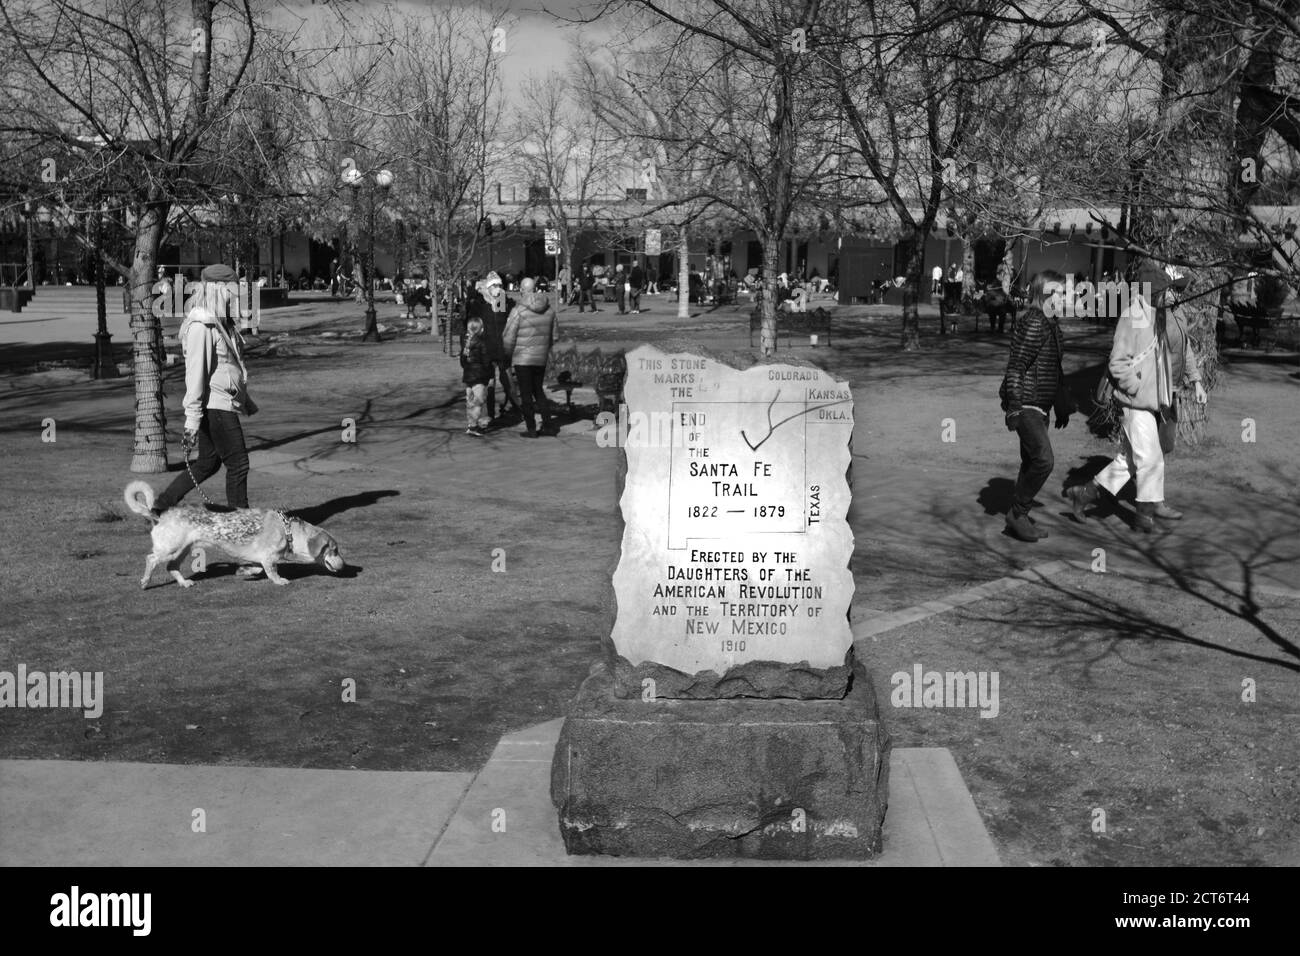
left=1134, top=500, right=1156, bottom=534
left=1067, top=479, right=1101, bottom=522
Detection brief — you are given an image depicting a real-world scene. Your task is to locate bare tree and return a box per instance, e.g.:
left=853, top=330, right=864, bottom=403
left=511, top=71, right=625, bottom=292
left=0, top=0, right=261, bottom=472
left=570, top=1, right=831, bottom=354
left=815, top=0, right=1077, bottom=349
left=576, top=34, right=751, bottom=319
left=377, top=4, right=510, bottom=334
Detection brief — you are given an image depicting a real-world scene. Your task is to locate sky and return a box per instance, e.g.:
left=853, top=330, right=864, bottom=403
left=304, top=0, right=620, bottom=100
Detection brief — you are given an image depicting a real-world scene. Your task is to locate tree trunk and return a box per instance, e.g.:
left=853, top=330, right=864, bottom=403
left=901, top=240, right=924, bottom=351
left=760, top=233, right=779, bottom=355
left=428, top=239, right=439, bottom=338
left=677, top=224, right=690, bottom=319
left=962, top=235, right=976, bottom=299
left=129, top=202, right=169, bottom=473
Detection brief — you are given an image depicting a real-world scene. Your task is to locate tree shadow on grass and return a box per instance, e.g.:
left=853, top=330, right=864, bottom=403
left=944, top=462, right=1300, bottom=675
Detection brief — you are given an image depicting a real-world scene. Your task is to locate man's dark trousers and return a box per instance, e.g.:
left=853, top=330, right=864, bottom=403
left=1012, top=408, right=1053, bottom=519
left=154, top=409, right=250, bottom=511
left=514, top=364, right=552, bottom=435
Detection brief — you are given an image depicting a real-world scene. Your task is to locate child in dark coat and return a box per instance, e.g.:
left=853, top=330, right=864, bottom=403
left=460, top=317, right=492, bottom=437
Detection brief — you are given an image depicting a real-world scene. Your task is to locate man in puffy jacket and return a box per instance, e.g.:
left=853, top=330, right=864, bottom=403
left=999, top=270, right=1072, bottom=542
left=503, top=277, right=558, bottom=438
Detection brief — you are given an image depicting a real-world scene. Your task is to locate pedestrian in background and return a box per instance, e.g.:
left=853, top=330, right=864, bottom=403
left=557, top=265, right=571, bottom=307
left=614, top=263, right=629, bottom=314
left=577, top=264, right=598, bottom=313
left=628, top=261, right=645, bottom=313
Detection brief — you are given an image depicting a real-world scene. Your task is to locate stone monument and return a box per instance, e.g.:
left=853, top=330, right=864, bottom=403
left=551, top=344, right=889, bottom=859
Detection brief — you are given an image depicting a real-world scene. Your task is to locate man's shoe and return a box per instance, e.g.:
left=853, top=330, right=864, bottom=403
left=519, top=430, right=537, bottom=439
left=1005, top=512, right=1041, bottom=542
left=1153, top=501, right=1183, bottom=520
left=1134, top=501, right=1156, bottom=534
left=1067, top=480, right=1100, bottom=522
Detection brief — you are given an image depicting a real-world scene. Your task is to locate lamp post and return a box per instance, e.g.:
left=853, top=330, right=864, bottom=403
left=92, top=193, right=117, bottom=379
left=23, top=198, right=34, bottom=289
left=480, top=215, right=494, bottom=274
left=345, top=166, right=394, bottom=343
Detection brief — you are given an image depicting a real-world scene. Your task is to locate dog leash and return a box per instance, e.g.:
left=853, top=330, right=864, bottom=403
left=277, top=511, right=294, bottom=550
left=180, top=440, right=294, bottom=553
left=183, top=440, right=217, bottom=507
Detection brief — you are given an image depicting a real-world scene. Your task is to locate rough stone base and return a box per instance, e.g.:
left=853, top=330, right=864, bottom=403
left=607, top=648, right=854, bottom=700
left=551, top=660, right=890, bottom=859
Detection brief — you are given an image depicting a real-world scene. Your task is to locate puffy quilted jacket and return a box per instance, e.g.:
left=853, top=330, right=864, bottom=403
left=503, top=292, right=557, bottom=367
left=999, top=306, right=1064, bottom=414
left=460, top=335, right=492, bottom=386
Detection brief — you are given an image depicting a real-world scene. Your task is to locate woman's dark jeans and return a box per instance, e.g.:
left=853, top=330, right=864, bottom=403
left=1012, top=409, right=1053, bottom=519
left=154, top=409, right=250, bottom=511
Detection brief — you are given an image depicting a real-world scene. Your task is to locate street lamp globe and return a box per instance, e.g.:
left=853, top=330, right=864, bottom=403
left=342, top=166, right=363, bottom=186
left=375, top=169, right=394, bottom=189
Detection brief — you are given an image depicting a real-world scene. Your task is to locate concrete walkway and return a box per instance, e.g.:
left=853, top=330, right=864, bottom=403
left=0, top=724, right=999, bottom=867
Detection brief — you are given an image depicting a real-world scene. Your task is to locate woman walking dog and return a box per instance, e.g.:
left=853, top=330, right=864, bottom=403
left=1068, top=263, right=1206, bottom=532
left=149, top=264, right=257, bottom=517
left=999, top=270, right=1074, bottom=542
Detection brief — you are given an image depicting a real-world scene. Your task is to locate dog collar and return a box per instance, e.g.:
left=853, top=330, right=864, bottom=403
left=276, top=511, right=293, bottom=550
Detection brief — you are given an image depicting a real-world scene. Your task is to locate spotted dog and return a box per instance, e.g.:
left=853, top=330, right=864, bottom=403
left=124, top=481, right=345, bottom=589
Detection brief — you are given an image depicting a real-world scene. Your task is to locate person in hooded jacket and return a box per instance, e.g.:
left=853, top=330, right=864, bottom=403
left=1067, top=263, right=1206, bottom=532
left=150, top=264, right=257, bottom=515
left=503, top=277, right=558, bottom=438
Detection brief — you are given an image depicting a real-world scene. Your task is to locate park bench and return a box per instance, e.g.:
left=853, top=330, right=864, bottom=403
left=544, top=347, right=627, bottom=414
left=748, top=306, right=833, bottom=348
left=1228, top=302, right=1287, bottom=350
